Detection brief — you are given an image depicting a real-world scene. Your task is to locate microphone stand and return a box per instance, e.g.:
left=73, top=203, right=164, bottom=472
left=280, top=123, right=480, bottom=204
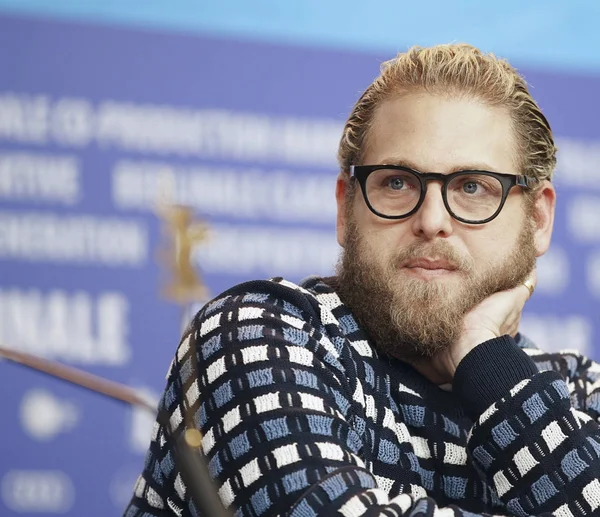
left=0, top=345, right=233, bottom=517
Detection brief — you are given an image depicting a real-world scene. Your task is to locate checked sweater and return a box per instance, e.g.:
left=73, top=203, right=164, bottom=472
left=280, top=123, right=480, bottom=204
left=125, top=276, right=600, bottom=517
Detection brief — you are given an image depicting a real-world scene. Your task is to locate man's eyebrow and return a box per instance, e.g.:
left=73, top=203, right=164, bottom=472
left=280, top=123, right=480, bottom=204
left=375, top=157, right=502, bottom=173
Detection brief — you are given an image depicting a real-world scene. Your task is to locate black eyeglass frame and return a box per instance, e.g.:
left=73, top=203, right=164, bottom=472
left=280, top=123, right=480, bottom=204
left=349, top=164, right=538, bottom=225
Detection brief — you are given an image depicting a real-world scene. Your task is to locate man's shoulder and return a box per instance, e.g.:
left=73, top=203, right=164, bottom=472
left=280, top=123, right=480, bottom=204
left=192, top=276, right=340, bottom=328
left=176, top=276, right=359, bottom=379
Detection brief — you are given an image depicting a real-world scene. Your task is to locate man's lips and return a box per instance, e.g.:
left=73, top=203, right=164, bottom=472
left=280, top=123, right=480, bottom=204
left=402, top=258, right=458, bottom=271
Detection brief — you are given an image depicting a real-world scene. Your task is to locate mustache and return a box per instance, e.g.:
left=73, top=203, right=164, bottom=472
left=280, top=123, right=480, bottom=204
left=392, top=241, right=474, bottom=273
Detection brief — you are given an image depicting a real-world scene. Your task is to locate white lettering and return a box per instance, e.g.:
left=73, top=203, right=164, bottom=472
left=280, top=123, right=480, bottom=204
left=193, top=223, right=339, bottom=278
left=50, top=97, right=94, bottom=147
left=96, top=102, right=341, bottom=165
left=0, top=288, right=132, bottom=366
left=0, top=92, right=49, bottom=144
left=1, top=470, right=74, bottom=513
left=0, top=210, right=147, bottom=266
left=97, top=292, right=131, bottom=365
left=112, top=159, right=336, bottom=224
left=0, top=91, right=342, bottom=166
left=0, top=152, right=80, bottom=204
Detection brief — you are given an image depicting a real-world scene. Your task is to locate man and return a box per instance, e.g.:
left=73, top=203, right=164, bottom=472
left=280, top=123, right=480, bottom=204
left=125, top=44, right=600, bottom=517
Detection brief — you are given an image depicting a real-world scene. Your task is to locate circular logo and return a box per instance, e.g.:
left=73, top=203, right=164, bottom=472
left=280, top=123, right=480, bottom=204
left=20, top=389, right=79, bottom=442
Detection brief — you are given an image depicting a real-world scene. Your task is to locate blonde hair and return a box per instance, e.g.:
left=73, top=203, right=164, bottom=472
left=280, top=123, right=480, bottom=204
left=338, top=44, right=557, bottom=185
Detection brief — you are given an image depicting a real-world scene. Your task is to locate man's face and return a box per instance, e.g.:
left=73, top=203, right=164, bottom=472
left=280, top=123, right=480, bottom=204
left=335, top=93, right=552, bottom=361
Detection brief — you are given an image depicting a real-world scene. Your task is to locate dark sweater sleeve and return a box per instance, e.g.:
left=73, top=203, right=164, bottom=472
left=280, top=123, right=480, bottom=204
left=453, top=335, right=539, bottom=419
left=454, top=336, right=600, bottom=515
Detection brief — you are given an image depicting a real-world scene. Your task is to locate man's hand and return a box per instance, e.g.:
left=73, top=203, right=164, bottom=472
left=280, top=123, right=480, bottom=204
left=428, top=271, right=537, bottom=385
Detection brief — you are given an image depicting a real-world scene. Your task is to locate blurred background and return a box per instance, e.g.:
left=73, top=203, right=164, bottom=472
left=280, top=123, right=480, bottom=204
left=0, top=1, right=599, bottom=515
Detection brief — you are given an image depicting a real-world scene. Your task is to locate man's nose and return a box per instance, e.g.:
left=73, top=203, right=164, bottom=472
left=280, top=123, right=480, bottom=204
left=410, top=183, right=453, bottom=239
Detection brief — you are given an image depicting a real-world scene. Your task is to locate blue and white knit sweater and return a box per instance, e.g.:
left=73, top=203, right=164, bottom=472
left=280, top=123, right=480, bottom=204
left=124, top=276, right=600, bottom=517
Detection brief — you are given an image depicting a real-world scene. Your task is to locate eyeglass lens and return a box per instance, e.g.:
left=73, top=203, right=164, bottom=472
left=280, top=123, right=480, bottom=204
left=365, top=168, right=504, bottom=222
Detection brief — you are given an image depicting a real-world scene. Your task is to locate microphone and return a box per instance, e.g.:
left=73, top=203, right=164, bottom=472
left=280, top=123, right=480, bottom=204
left=0, top=344, right=233, bottom=517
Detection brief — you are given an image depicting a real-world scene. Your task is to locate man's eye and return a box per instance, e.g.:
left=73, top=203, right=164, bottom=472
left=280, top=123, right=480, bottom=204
left=387, top=177, right=405, bottom=190
left=462, top=181, right=479, bottom=194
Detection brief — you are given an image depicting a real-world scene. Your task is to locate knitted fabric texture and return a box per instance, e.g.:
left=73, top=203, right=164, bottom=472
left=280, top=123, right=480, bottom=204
left=124, top=277, right=600, bottom=517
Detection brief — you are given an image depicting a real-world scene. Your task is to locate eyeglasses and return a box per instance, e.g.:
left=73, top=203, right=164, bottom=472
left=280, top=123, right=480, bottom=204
left=349, top=164, right=538, bottom=225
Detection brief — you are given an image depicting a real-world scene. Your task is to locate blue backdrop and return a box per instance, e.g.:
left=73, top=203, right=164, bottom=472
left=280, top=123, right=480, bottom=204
left=0, top=8, right=599, bottom=517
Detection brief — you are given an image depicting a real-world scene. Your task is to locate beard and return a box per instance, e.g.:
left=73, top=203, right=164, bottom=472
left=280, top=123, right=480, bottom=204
left=334, top=207, right=537, bottom=362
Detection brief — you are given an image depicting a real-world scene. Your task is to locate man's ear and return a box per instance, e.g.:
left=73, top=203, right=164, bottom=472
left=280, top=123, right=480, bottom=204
left=336, top=173, right=351, bottom=247
left=532, top=180, right=556, bottom=257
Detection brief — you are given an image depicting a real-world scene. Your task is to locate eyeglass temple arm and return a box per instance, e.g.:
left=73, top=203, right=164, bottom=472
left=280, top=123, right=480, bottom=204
left=516, top=175, right=539, bottom=188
